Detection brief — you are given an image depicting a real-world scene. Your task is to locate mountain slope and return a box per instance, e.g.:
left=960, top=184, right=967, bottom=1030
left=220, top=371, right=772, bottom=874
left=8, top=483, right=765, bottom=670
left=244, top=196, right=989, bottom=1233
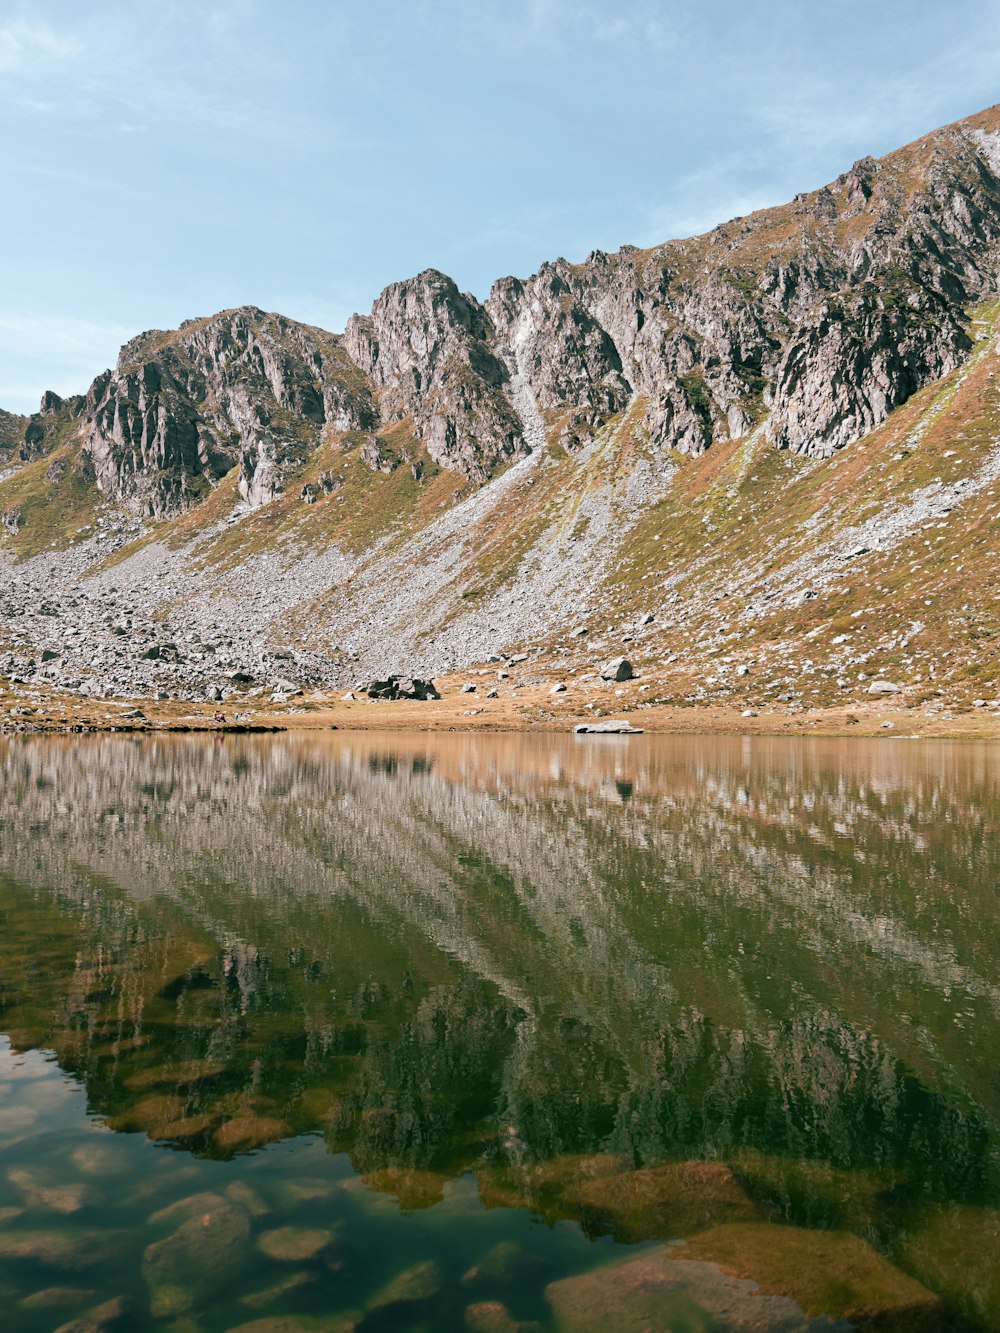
left=2, top=103, right=1000, bottom=720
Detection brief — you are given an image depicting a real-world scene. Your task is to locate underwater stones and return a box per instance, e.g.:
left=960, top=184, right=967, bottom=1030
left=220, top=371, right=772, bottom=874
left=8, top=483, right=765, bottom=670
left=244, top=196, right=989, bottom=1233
left=464, top=1302, right=545, bottom=1332
left=7, top=1168, right=96, bottom=1215
left=0, top=1105, right=39, bottom=1139
left=0, top=1230, right=121, bottom=1272
left=258, top=1227, right=336, bottom=1262
left=273, top=1178, right=341, bottom=1207
left=52, top=1294, right=131, bottom=1333
left=361, top=1167, right=447, bottom=1210
left=679, top=1223, right=942, bottom=1327
left=239, top=1270, right=318, bottom=1310
left=225, top=1318, right=359, bottom=1333
left=147, top=1113, right=215, bottom=1143
left=149, top=1191, right=229, bottom=1226
left=900, top=1203, right=1000, bottom=1329
left=0, top=1207, right=25, bottom=1226
left=367, top=1258, right=444, bottom=1313
left=545, top=1248, right=822, bottom=1332
left=225, top=1181, right=271, bottom=1218
left=19, top=1286, right=97, bottom=1311
left=565, top=1161, right=757, bottom=1242
left=143, top=1197, right=251, bottom=1317
left=69, top=1144, right=129, bottom=1178
left=461, top=1241, right=548, bottom=1290
left=213, top=1114, right=292, bottom=1153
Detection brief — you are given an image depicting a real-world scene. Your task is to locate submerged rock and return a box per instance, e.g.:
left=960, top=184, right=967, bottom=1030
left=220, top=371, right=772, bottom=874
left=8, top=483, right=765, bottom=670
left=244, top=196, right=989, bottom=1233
left=225, top=1317, right=359, bottom=1333
left=461, top=1240, right=548, bottom=1290
left=361, top=1167, right=448, bottom=1210
left=239, top=1270, right=317, bottom=1310
left=143, top=1197, right=251, bottom=1317
left=225, top=1181, right=271, bottom=1219
left=464, top=1302, right=545, bottom=1332
left=52, top=1295, right=131, bottom=1333
left=7, top=1168, right=96, bottom=1214
left=680, top=1223, right=942, bottom=1327
left=0, top=1230, right=122, bottom=1272
left=545, top=1246, right=831, bottom=1331
left=367, top=1258, right=444, bottom=1312
left=257, top=1227, right=336, bottom=1262
left=564, top=1161, right=757, bottom=1242
left=19, top=1286, right=97, bottom=1311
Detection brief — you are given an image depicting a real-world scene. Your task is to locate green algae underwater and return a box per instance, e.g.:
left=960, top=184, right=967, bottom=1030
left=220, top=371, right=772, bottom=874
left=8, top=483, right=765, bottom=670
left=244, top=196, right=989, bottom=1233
left=0, top=730, right=998, bottom=1332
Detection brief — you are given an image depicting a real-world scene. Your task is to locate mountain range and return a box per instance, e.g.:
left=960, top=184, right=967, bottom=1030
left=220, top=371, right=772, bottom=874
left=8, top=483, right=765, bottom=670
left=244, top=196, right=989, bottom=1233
left=2, top=102, right=1000, bottom=723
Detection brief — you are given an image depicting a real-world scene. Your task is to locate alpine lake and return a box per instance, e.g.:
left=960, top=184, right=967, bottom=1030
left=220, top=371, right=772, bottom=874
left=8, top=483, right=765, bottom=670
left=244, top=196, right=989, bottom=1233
left=0, top=730, right=998, bottom=1332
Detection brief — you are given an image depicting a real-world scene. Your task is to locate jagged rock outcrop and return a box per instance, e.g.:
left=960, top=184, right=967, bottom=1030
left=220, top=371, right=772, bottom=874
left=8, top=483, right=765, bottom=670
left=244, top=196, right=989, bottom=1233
left=484, top=112, right=1000, bottom=460
left=0, top=392, right=84, bottom=469
left=80, top=308, right=377, bottom=515
left=343, top=269, right=525, bottom=481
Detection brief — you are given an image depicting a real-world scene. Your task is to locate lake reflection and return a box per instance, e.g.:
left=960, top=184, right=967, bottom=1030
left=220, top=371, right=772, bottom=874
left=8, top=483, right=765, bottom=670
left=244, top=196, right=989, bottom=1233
left=0, top=732, right=999, bottom=1331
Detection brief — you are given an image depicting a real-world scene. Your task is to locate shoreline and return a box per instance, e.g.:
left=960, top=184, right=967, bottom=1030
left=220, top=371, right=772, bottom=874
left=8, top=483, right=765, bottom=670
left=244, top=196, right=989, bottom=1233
left=3, top=680, right=1000, bottom=741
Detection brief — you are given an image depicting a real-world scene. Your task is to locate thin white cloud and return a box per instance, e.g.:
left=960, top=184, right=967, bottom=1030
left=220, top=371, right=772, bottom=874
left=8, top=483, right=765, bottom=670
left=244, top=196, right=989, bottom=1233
left=0, top=20, right=79, bottom=71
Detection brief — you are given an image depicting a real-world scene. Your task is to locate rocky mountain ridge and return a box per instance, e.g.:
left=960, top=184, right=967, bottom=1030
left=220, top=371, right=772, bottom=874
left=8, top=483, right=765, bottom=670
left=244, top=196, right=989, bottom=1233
left=5, top=103, right=999, bottom=521
left=3, top=103, right=1000, bottom=715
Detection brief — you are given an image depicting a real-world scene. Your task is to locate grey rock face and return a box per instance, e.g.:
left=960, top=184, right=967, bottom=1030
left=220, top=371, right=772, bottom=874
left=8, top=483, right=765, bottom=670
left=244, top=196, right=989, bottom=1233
left=80, top=308, right=376, bottom=516
left=344, top=269, right=526, bottom=481
left=484, top=119, right=1000, bottom=460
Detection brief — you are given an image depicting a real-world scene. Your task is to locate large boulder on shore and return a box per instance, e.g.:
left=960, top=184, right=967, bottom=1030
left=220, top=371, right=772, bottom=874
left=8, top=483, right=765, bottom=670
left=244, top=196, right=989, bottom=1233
left=365, top=676, right=440, bottom=700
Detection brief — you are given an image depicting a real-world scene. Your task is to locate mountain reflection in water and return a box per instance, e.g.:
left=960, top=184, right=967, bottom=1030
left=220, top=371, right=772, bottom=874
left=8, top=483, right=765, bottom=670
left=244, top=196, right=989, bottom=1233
left=0, top=732, right=998, bottom=1331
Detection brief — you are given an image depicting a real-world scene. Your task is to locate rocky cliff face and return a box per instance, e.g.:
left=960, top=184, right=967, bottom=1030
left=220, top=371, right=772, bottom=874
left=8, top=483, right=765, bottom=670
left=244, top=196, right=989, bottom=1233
left=344, top=269, right=526, bottom=481
left=79, top=308, right=377, bottom=516
left=5, top=104, right=1000, bottom=519
left=485, top=113, right=1000, bottom=462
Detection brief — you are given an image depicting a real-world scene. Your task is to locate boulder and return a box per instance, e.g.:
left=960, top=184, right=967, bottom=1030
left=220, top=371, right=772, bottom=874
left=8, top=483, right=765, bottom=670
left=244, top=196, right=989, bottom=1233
left=364, top=676, right=440, bottom=701
left=600, top=658, right=633, bottom=682
left=867, top=680, right=901, bottom=695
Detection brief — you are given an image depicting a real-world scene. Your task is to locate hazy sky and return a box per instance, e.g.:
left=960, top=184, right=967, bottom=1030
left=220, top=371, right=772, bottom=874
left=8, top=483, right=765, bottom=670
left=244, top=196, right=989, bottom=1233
left=1, top=0, right=999, bottom=412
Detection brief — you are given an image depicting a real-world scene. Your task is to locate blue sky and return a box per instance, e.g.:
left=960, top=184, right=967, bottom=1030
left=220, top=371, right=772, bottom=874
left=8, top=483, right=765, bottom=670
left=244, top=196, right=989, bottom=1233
left=1, top=0, right=999, bottom=412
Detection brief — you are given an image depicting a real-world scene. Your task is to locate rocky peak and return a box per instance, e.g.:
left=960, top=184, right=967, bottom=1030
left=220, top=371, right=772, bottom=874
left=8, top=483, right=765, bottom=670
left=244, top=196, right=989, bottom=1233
left=344, top=269, right=525, bottom=480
